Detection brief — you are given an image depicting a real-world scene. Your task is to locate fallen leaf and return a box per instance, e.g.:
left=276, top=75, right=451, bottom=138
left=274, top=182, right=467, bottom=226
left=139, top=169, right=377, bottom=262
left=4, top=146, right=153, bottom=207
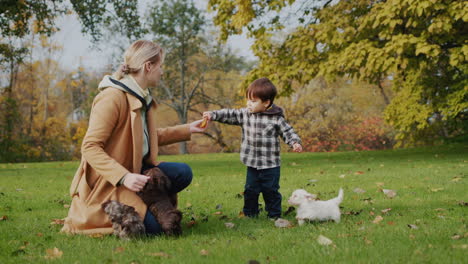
left=407, top=224, right=419, bottom=229
left=50, top=219, right=65, bottom=225
left=238, top=211, right=245, bottom=218
left=381, top=208, right=392, bottom=214
left=452, top=244, right=468, bottom=249
left=353, top=188, right=366, bottom=194
left=355, top=171, right=364, bottom=175
left=114, top=247, right=125, bottom=253
left=88, top=233, right=104, bottom=238
left=274, top=218, right=292, bottom=228
left=36, top=233, right=43, bottom=237
left=430, top=187, right=444, bottom=192
left=372, top=215, right=383, bottom=224
left=382, top=189, right=397, bottom=198
left=44, top=247, right=63, bottom=259
left=387, top=221, right=395, bottom=225
left=344, top=210, right=362, bottom=216
left=200, top=249, right=209, bottom=256
left=213, top=211, right=223, bottom=215
left=224, top=222, right=235, bottom=229
left=186, top=220, right=197, bottom=228
left=363, top=237, right=372, bottom=245
left=1, top=215, right=8, bottom=221
left=451, top=176, right=462, bottom=182
left=147, top=252, right=171, bottom=258
left=317, top=235, right=333, bottom=246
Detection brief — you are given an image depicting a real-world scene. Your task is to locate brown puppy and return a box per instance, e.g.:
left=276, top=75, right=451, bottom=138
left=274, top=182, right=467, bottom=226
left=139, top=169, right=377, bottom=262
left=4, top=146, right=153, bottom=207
left=138, top=167, right=182, bottom=236
left=101, top=200, right=145, bottom=240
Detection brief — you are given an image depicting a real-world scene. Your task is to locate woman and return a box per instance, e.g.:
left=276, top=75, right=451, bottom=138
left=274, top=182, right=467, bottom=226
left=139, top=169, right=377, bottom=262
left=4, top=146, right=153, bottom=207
left=61, top=40, right=207, bottom=235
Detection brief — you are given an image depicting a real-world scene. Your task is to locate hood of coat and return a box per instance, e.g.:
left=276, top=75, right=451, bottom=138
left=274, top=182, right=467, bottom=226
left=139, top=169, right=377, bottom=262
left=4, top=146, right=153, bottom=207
left=98, top=75, right=152, bottom=106
left=261, top=104, right=284, bottom=117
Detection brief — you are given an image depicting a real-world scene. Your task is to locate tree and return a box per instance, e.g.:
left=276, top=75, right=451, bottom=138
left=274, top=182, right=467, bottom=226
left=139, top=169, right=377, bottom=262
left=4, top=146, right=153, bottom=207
left=146, top=0, right=205, bottom=154
left=208, top=0, right=468, bottom=146
left=0, top=0, right=145, bottom=159
left=147, top=0, right=252, bottom=154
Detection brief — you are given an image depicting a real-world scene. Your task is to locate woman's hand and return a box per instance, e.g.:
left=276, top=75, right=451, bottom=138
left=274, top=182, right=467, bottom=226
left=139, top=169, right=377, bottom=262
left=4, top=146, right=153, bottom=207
left=189, top=119, right=209, bottom=133
left=122, top=173, right=150, bottom=192
left=292, top=143, right=303, bottom=153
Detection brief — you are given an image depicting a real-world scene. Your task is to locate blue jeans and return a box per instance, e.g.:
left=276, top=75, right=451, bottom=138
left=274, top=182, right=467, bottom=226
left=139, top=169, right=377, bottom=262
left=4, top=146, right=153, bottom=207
left=142, top=162, right=192, bottom=235
left=243, top=166, right=282, bottom=218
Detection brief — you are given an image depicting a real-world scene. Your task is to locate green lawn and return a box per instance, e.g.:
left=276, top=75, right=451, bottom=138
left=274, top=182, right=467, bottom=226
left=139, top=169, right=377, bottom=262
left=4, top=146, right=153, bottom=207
left=0, top=144, right=467, bottom=263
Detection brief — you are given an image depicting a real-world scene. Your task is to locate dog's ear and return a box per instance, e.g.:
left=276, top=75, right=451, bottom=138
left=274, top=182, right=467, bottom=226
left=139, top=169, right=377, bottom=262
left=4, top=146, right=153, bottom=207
left=102, top=200, right=111, bottom=210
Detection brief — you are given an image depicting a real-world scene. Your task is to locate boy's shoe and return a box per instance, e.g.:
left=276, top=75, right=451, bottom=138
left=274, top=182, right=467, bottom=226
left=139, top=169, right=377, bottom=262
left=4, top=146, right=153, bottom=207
left=244, top=214, right=259, bottom=218
left=268, top=215, right=281, bottom=221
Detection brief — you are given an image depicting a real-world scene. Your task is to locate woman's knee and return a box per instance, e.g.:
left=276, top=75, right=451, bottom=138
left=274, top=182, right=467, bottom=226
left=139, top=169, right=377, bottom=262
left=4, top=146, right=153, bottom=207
left=177, top=163, right=193, bottom=184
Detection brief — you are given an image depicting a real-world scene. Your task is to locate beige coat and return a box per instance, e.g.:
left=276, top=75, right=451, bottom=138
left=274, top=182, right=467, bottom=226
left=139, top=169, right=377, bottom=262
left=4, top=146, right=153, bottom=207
left=61, top=87, right=191, bottom=234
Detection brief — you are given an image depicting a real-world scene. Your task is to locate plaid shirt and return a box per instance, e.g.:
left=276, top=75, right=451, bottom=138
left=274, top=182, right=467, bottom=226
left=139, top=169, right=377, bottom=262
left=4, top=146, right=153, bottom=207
left=210, top=105, right=301, bottom=169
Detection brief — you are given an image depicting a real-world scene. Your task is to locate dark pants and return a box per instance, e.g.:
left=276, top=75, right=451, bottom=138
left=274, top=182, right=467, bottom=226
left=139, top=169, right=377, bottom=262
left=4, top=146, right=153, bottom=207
left=243, top=166, right=282, bottom=218
left=142, top=162, right=193, bottom=235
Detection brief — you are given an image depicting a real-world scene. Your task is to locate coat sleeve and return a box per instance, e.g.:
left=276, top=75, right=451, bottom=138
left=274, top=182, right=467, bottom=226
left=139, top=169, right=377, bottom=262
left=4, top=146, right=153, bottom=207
left=157, top=124, right=191, bottom=146
left=81, top=89, right=130, bottom=186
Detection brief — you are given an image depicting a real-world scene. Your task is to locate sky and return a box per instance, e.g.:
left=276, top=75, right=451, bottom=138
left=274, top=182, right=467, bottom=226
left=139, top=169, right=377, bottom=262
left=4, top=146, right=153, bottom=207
left=51, top=0, right=255, bottom=72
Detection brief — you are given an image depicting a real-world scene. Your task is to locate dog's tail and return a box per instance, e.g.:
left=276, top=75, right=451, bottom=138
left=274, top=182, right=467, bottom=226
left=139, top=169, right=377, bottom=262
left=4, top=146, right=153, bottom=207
left=331, top=188, right=344, bottom=205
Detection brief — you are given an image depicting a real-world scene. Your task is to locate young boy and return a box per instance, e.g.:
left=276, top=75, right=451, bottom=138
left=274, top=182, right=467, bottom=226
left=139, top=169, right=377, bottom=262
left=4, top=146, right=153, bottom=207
left=203, top=77, right=302, bottom=219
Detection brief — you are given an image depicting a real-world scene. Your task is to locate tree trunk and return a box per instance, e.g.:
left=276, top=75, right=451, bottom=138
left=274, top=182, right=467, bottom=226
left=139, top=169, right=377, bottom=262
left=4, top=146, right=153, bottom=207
left=378, top=79, right=390, bottom=105
left=177, top=110, right=188, bottom=154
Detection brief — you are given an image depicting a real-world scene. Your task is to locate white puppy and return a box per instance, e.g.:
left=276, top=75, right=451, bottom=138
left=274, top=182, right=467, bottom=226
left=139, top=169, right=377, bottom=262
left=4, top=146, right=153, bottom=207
left=288, top=188, right=344, bottom=225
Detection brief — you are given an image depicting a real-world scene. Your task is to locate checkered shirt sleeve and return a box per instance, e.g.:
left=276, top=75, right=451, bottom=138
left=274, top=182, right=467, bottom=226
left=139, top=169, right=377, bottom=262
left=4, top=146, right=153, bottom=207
left=278, top=116, right=301, bottom=146
left=210, top=108, right=246, bottom=126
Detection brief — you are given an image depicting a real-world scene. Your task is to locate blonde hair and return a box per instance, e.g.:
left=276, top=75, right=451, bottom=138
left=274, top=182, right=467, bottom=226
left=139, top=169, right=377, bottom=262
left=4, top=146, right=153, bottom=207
left=113, top=40, right=165, bottom=80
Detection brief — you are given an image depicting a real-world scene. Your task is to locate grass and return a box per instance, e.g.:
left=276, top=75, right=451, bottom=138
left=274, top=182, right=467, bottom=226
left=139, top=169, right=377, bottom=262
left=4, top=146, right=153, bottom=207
left=0, top=143, right=467, bottom=263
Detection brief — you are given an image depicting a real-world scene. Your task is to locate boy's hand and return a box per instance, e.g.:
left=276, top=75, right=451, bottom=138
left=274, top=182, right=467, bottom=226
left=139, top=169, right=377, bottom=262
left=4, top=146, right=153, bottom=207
left=292, top=143, right=303, bottom=152
left=202, top=112, right=212, bottom=120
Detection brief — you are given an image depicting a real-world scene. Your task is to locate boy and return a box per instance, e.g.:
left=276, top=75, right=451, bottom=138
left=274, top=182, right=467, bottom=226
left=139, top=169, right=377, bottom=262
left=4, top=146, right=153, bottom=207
left=203, top=77, right=302, bottom=219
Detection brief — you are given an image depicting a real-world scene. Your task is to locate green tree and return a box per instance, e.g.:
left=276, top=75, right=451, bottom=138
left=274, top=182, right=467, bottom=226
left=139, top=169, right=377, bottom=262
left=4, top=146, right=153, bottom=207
left=208, top=0, right=468, bottom=146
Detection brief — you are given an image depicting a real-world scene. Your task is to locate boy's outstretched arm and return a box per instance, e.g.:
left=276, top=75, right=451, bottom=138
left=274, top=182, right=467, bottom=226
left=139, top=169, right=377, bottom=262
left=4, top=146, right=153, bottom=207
left=278, top=117, right=302, bottom=152
left=203, top=108, right=245, bottom=126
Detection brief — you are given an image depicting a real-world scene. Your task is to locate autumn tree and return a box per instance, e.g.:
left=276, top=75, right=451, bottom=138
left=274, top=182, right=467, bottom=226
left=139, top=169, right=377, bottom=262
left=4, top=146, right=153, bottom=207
left=208, top=0, right=468, bottom=146
left=0, top=0, right=145, bottom=161
left=146, top=0, right=251, bottom=154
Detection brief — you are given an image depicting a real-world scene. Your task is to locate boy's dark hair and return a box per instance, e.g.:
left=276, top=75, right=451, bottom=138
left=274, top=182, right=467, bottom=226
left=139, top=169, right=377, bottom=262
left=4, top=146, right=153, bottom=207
left=246, top=77, right=277, bottom=107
